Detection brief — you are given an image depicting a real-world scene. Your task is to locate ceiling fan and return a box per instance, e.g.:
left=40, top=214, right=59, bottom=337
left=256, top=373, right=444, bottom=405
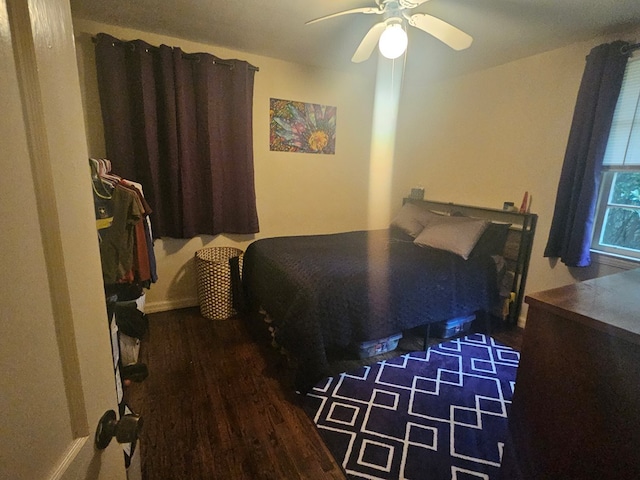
left=306, top=0, right=473, bottom=63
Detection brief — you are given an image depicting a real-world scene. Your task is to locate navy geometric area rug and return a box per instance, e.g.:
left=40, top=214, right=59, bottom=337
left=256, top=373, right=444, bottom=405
left=303, top=334, right=519, bottom=480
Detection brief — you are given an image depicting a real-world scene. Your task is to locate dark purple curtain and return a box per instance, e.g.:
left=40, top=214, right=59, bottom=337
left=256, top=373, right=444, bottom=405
left=94, top=33, right=259, bottom=238
left=544, top=41, right=629, bottom=267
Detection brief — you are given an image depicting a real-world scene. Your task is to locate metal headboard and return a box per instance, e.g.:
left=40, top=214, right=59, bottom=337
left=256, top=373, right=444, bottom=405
left=402, top=198, right=537, bottom=325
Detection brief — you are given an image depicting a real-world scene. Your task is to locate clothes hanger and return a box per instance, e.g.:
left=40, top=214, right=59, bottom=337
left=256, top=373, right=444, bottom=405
left=89, top=158, right=115, bottom=199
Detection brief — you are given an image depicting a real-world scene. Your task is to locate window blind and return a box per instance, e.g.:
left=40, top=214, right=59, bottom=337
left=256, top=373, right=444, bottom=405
left=603, top=55, right=640, bottom=166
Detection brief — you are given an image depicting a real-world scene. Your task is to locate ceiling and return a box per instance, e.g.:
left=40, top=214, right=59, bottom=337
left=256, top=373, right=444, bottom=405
left=70, top=0, right=640, bottom=79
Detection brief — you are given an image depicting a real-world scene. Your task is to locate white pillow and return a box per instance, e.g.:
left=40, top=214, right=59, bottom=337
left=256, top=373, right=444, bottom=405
left=390, top=203, right=441, bottom=237
left=413, top=216, right=489, bottom=259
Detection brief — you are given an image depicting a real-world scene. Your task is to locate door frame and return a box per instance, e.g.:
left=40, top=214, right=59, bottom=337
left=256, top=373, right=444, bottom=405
left=1, top=0, right=126, bottom=477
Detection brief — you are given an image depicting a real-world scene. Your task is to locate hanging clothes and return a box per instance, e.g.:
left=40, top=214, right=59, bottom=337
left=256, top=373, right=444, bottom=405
left=120, top=180, right=157, bottom=284
left=99, top=182, right=143, bottom=284
left=90, top=158, right=158, bottom=289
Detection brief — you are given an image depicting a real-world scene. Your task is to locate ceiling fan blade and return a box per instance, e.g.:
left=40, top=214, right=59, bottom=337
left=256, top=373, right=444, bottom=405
left=408, top=13, right=473, bottom=50
left=306, top=7, right=382, bottom=25
left=399, top=0, right=431, bottom=8
left=351, top=21, right=387, bottom=63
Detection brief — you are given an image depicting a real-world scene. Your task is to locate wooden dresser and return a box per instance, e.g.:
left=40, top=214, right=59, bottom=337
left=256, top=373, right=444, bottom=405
left=500, top=269, right=640, bottom=480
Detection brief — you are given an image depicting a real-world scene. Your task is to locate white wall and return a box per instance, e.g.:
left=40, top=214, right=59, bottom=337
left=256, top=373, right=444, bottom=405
left=73, top=19, right=377, bottom=312
left=393, top=28, right=640, bottom=322
left=74, top=17, right=640, bottom=320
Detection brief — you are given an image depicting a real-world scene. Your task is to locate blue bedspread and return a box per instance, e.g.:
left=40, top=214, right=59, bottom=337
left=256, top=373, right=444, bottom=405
left=242, top=229, right=499, bottom=391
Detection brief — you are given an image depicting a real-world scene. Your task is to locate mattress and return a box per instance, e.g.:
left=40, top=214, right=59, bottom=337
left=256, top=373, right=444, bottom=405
left=242, top=229, right=500, bottom=391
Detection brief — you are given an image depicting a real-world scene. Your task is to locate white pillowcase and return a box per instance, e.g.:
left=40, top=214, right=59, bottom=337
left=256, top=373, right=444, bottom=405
left=413, top=215, right=489, bottom=259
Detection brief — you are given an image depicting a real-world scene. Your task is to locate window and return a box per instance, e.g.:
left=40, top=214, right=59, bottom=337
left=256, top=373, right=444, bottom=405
left=592, top=55, right=640, bottom=262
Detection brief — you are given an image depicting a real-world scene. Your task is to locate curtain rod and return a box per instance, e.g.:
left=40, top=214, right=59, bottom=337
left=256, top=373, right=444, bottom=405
left=622, top=42, right=640, bottom=55
left=91, top=36, right=259, bottom=72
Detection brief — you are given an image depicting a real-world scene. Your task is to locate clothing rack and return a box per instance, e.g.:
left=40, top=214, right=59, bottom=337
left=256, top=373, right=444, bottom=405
left=91, top=157, right=151, bottom=475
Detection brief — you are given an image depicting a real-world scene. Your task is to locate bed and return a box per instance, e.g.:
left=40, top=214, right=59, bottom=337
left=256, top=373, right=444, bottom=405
left=242, top=199, right=537, bottom=392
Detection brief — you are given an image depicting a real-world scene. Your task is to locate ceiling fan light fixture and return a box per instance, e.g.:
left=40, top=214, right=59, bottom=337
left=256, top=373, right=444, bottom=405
left=378, top=23, right=408, bottom=59
left=306, top=0, right=472, bottom=63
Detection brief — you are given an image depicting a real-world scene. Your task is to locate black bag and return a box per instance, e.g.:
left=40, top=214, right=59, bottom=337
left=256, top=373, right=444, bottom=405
left=114, top=301, right=148, bottom=339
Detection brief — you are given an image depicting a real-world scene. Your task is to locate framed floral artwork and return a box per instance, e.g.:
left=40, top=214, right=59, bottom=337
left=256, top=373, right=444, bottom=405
left=269, top=98, right=336, bottom=154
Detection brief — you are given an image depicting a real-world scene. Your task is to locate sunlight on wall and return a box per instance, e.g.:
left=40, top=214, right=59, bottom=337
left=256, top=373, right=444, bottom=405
left=367, top=57, right=405, bottom=317
left=368, top=58, right=404, bottom=229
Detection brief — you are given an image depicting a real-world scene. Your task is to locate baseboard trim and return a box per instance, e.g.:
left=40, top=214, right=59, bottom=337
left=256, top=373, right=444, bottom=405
left=517, top=315, right=527, bottom=329
left=145, top=297, right=199, bottom=314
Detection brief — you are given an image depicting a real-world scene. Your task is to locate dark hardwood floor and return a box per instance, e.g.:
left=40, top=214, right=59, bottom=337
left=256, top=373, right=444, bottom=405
left=125, top=307, right=523, bottom=479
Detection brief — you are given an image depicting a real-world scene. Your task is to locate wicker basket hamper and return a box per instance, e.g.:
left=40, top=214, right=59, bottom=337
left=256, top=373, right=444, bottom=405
left=194, top=246, right=243, bottom=320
